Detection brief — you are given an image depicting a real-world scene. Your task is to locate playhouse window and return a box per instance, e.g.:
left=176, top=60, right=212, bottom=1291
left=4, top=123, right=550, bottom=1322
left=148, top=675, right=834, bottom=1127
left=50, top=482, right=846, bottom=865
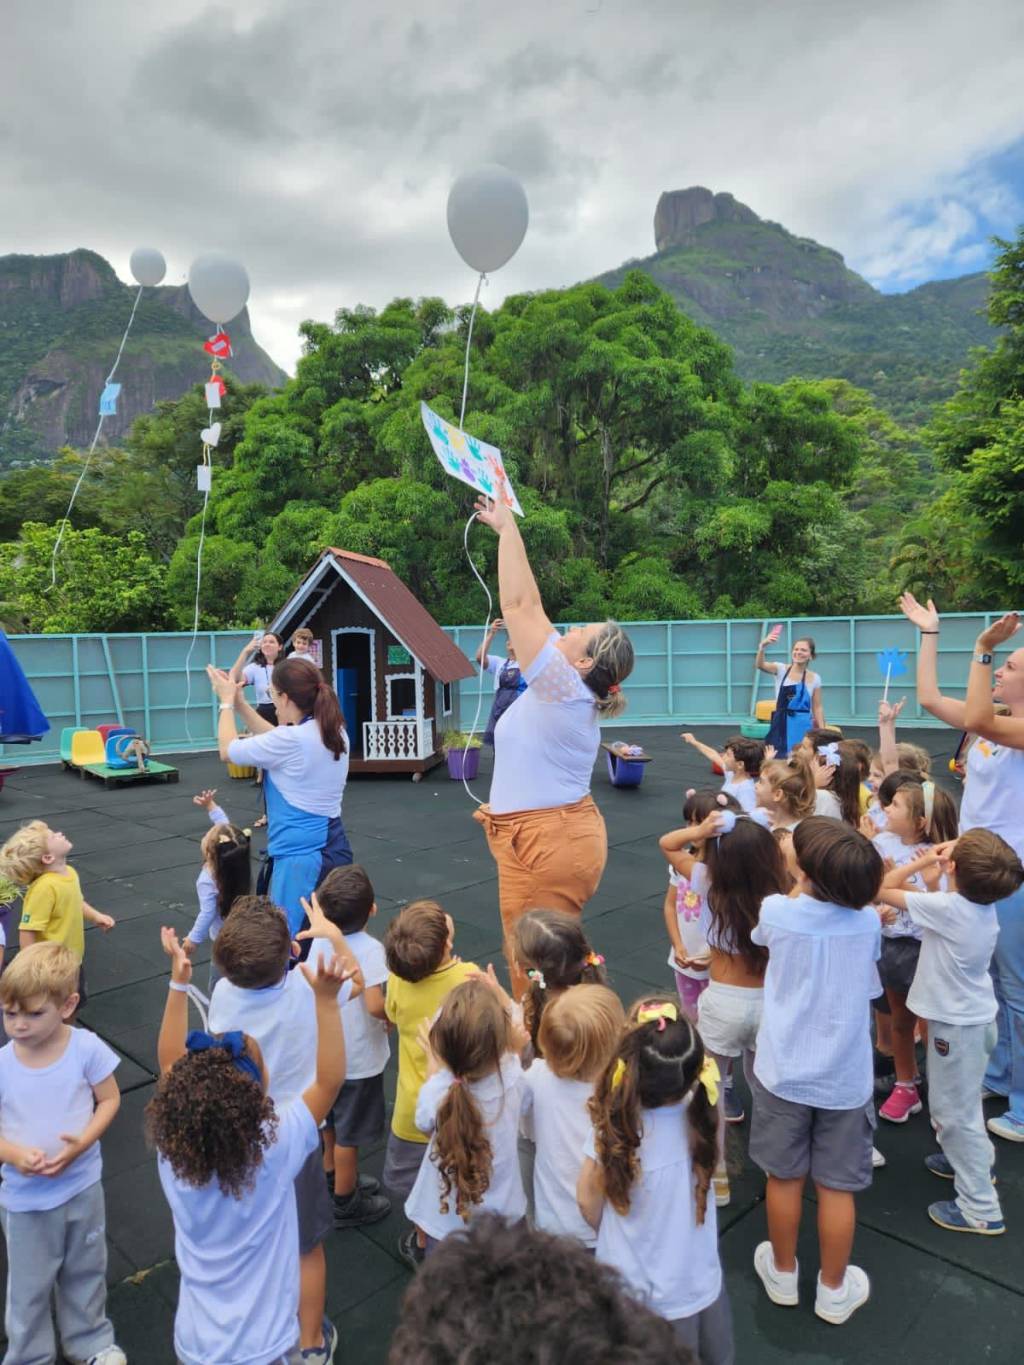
left=442, top=682, right=453, bottom=716
left=387, top=675, right=417, bottom=719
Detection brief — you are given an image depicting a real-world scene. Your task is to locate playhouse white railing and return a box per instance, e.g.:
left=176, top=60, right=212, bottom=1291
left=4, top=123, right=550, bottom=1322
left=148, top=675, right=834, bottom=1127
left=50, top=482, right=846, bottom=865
left=362, top=718, right=434, bottom=761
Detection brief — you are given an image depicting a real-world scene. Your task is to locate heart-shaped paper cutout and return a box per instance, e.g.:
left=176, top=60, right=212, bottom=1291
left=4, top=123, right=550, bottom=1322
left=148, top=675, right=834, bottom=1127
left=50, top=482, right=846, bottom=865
left=201, top=422, right=222, bottom=447
left=203, top=331, right=232, bottom=359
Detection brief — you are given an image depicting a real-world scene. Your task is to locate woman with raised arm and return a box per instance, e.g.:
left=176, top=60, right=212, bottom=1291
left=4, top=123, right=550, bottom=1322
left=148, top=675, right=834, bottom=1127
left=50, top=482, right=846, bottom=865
left=206, top=657, right=352, bottom=939
left=756, top=633, right=825, bottom=755
left=228, top=630, right=283, bottom=726
left=471, top=496, right=635, bottom=998
left=899, top=592, right=1024, bottom=1145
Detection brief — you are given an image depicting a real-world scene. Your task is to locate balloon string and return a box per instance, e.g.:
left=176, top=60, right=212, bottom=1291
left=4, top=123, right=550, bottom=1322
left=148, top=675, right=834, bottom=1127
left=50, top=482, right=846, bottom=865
left=50, top=284, right=145, bottom=586
left=184, top=340, right=220, bottom=744
left=458, top=273, right=486, bottom=431
left=459, top=509, right=493, bottom=807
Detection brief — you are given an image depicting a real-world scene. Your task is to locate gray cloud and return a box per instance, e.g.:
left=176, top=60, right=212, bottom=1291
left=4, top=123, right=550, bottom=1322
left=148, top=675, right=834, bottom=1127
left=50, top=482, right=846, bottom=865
left=1, top=0, right=1023, bottom=372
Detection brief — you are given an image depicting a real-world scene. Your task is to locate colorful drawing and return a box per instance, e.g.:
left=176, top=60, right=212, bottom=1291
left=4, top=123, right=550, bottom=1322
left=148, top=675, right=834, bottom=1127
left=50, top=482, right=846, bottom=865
left=98, top=382, right=121, bottom=417
left=420, top=401, right=523, bottom=516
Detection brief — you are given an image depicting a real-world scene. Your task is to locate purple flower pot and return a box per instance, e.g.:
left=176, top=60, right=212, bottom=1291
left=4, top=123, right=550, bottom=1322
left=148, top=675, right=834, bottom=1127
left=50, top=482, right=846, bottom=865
left=447, top=747, right=481, bottom=781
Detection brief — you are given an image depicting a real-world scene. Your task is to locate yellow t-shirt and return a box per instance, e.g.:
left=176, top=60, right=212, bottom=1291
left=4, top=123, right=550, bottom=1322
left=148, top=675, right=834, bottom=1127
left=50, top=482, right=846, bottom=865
left=19, top=868, right=85, bottom=960
left=859, top=783, right=871, bottom=816
left=385, top=958, right=479, bottom=1143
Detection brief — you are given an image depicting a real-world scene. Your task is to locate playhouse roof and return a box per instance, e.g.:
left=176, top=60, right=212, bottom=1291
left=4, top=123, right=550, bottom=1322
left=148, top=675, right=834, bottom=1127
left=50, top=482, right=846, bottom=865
left=272, top=548, right=475, bottom=685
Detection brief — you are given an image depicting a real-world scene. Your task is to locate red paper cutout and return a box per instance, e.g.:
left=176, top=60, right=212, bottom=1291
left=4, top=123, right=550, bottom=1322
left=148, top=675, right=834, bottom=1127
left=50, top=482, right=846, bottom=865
left=203, top=331, right=232, bottom=359
left=207, top=374, right=228, bottom=398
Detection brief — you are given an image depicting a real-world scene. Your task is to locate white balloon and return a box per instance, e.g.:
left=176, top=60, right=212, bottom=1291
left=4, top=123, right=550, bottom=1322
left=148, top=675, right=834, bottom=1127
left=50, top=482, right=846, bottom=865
left=447, top=164, right=529, bottom=275
left=130, top=247, right=166, bottom=287
left=187, top=253, right=250, bottom=324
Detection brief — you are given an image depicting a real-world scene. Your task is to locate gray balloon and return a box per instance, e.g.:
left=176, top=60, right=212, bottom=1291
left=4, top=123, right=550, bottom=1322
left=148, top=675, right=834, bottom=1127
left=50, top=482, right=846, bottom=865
left=446, top=164, right=529, bottom=274
left=187, top=253, right=250, bottom=324
left=129, top=246, right=166, bottom=287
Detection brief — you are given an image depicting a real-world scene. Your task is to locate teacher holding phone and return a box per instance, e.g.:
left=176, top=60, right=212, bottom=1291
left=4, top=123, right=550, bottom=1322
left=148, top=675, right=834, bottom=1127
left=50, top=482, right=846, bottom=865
left=757, top=629, right=825, bottom=755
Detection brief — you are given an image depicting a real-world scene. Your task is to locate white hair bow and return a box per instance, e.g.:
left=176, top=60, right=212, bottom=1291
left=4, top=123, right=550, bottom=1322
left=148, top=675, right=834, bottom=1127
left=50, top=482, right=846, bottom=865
left=818, top=742, right=840, bottom=766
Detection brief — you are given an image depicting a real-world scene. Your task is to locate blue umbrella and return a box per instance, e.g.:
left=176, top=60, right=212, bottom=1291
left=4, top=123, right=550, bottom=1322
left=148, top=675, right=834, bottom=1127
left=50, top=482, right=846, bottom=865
left=0, top=632, right=49, bottom=743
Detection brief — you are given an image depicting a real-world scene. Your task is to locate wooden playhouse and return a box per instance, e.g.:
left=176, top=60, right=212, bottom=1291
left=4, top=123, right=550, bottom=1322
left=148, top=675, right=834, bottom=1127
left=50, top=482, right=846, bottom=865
left=269, top=549, right=476, bottom=776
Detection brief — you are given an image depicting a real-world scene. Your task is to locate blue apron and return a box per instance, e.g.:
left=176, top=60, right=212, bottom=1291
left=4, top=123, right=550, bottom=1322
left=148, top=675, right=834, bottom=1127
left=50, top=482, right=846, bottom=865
left=765, top=666, right=812, bottom=754
left=0, top=631, right=50, bottom=743
left=256, top=770, right=352, bottom=937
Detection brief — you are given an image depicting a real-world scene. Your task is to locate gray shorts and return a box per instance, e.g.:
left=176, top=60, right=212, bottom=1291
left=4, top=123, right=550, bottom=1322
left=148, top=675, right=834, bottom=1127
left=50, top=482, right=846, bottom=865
left=329, top=1074, right=387, bottom=1148
left=878, top=935, right=921, bottom=998
left=294, top=1145, right=332, bottom=1254
left=382, top=1130, right=429, bottom=1203
left=671, top=1281, right=734, bottom=1365
left=749, top=1073, right=876, bottom=1191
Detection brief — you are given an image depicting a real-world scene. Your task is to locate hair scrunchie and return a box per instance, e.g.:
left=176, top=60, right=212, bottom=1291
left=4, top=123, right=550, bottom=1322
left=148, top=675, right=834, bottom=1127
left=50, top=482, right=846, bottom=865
left=185, top=1029, right=262, bottom=1086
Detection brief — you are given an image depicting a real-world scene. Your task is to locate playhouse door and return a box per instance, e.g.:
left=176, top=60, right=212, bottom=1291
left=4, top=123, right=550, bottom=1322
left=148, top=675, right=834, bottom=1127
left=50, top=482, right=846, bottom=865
left=334, top=630, right=374, bottom=757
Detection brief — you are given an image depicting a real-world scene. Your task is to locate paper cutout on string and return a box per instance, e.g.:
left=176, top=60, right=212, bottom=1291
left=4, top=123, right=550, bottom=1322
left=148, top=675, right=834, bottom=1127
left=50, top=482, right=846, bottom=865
left=196, top=464, right=212, bottom=492
left=420, top=401, right=523, bottom=516
left=98, top=382, right=122, bottom=416
left=203, top=331, right=232, bottom=359
left=201, top=422, right=222, bottom=448
left=205, top=382, right=222, bottom=409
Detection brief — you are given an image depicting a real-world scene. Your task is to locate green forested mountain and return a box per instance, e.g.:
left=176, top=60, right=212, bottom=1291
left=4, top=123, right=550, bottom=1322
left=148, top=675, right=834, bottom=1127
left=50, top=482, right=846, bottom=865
left=0, top=250, right=286, bottom=466
left=595, top=188, right=997, bottom=425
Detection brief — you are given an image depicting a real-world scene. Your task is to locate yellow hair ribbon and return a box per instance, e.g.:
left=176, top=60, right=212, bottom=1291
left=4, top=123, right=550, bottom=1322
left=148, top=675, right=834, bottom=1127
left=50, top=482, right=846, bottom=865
left=610, top=1058, right=627, bottom=1090
left=637, top=1002, right=678, bottom=1030
left=699, top=1055, right=721, bottom=1107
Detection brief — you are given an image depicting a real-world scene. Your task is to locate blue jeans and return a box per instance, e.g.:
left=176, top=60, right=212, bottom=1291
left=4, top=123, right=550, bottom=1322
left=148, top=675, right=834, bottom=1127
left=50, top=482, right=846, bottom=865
left=983, top=884, right=1024, bottom=1126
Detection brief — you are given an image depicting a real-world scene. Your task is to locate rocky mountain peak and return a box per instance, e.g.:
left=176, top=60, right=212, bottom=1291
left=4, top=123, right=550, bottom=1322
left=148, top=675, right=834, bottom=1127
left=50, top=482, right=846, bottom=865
left=654, top=187, right=761, bottom=252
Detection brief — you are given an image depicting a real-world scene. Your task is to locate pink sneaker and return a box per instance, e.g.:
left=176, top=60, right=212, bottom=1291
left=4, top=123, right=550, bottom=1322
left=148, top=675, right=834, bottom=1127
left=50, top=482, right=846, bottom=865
left=880, top=1083, right=922, bottom=1123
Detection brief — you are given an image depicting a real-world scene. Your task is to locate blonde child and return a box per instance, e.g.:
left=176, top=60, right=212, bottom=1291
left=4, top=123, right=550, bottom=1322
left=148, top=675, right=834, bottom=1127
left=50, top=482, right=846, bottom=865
left=680, top=733, right=765, bottom=813
left=578, top=996, right=731, bottom=1360
left=149, top=925, right=351, bottom=1365
left=872, top=772, right=958, bottom=1125
left=382, top=899, right=478, bottom=1268
left=878, top=829, right=1024, bottom=1235
left=750, top=818, right=883, bottom=1325
left=753, top=753, right=817, bottom=832
left=0, top=821, right=115, bottom=1007
left=0, top=943, right=123, bottom=1365
left=520, top=984, right=624, bottom=1246
left=183, top=790, right=251, bottom=988
left=512, top=909, right=608, bottom=1056
left=658, top=790, right=742, bottom=1022
left=405, top=978, right=528, bottom=1246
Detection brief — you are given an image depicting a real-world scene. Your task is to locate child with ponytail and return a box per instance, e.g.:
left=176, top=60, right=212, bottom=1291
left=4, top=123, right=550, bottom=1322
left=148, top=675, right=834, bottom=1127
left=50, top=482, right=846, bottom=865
left=184, top=790, right=252, bottom=989
left=404, top=978, right=528, bottom=1245
left=872, top=772, right=959, bottom=1125
left=577, top=996, right=733, bottom=1360
left=754, top=753, right=817, bottom=831
left=512, top=909, right=608, bottom=1057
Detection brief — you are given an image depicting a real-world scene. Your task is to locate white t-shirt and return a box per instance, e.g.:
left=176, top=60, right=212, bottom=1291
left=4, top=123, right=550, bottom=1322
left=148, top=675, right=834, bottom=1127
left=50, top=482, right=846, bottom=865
left=752, top=893, right=881, bottom=1109
left=241, top=661, right=273, bottom=705
left=489, top=639, right=599, bottom=815
left=227, top=719, right=349, bottom=818
left=904, top=890, right=999, bottom=1025
left=667, top=862, right=711, bottom=981
left=159, top=1101, right=318, bottom=1365
left=961, top=739, right=1024, bottom=862
left=721, top=773, right=756, bottom=814
left=814, top=789, right=842, bottom=820
left=0, top=1027, right=118, bottom=1212
left=520, top=1060, right=597, bottom=1246
left=585, top=1100, right=721, bottom=1320
left=405, top=1056, right=526, bottom=1240
left=872, top=832, right=930, bottom=939
left=307, top=932, right=389, bottom=1080
left=209, top=966, right=351, bottom=1105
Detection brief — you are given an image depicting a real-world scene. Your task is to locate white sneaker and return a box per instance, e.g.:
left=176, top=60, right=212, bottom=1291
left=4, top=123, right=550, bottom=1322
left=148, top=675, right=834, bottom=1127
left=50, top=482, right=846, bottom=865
left=70, top=1348, right=128, bottom=1365
left=753, top=1240, right=799, bottom=1306
left=815, top=1266, right=870, bottom=1324
left=871, top=1145, right=886, bottom=1168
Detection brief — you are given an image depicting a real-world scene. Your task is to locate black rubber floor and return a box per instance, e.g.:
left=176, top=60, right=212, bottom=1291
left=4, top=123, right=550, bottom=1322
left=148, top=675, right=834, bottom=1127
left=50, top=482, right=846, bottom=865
left=1, top=725, right=1021, bottom=1364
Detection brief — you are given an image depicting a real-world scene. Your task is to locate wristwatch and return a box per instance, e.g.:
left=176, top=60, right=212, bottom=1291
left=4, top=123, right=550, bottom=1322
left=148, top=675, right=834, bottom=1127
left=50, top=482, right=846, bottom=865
left=972, top=651, right=993, bottom=666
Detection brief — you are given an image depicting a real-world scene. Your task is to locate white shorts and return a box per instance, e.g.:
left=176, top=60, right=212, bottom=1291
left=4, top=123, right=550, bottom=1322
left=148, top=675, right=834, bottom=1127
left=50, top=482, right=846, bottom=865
left=697, top=980, right=764, bottom=1058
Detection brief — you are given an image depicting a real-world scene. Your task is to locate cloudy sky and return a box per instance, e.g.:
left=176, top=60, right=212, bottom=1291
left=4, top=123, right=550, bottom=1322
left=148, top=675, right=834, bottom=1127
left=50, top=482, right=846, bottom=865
left=3, top=0, right=1023, bottom=372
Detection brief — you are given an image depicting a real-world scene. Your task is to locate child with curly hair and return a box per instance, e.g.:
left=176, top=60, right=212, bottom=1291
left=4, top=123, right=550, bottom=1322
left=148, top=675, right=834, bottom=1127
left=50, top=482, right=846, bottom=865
left=148, top=924, right=352, bottom=1365
left=512, top=909, right=608, bottom=1057
left=577, top=996, right=731, bottom=1360
left=404, top=978, right=528, bottom=1247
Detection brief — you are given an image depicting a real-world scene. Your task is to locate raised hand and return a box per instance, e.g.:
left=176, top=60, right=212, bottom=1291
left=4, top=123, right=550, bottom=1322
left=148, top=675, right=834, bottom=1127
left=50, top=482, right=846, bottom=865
left=977, top=613, right=1022, bottom=652
left=474, top=495, right=511, bottom=534
left=192, top=788, right=219, bottom=810
left=300, top=951, right=354, bottom=1000
left=160, top=926, right=192, bottom=986
left=878, top=698, right=906, bottom=724
left=898, top=592, right=939, bottom=633
left=206, top=665, right=238, bottom=703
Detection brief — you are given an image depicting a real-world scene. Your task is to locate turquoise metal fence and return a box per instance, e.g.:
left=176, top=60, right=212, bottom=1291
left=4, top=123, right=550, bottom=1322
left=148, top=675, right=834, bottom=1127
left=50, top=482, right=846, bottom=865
left=3, top=612, right=1016, bottom=766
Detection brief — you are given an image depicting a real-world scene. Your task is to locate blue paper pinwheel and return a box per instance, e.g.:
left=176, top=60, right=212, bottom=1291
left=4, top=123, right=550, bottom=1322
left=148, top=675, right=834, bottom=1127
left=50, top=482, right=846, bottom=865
left=876, top=648, right=908, bottom=679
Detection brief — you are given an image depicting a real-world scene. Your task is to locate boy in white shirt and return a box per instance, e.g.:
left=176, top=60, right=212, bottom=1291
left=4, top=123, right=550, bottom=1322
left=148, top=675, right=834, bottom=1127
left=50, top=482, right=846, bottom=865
left=680, top=733, right=764, bottom=814
left=879, top=827, right=1024, bottom=1236
left=750, top=817, right=883, bottom=1326
left=209, top=895, right=358, bottom=1364
left=306, top=865, right=392, bottom=1228
left=0, top=943, right=123, bottom=1365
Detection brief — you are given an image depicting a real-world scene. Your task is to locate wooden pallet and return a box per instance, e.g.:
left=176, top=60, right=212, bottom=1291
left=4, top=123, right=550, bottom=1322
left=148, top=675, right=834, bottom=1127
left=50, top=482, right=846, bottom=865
left=79, top=760, right=180, bottom=789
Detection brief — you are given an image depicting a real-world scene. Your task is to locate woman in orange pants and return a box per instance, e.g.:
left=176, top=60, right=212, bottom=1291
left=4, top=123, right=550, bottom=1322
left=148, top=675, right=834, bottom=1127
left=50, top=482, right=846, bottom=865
left=472, top=495, right=635, bottom=997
